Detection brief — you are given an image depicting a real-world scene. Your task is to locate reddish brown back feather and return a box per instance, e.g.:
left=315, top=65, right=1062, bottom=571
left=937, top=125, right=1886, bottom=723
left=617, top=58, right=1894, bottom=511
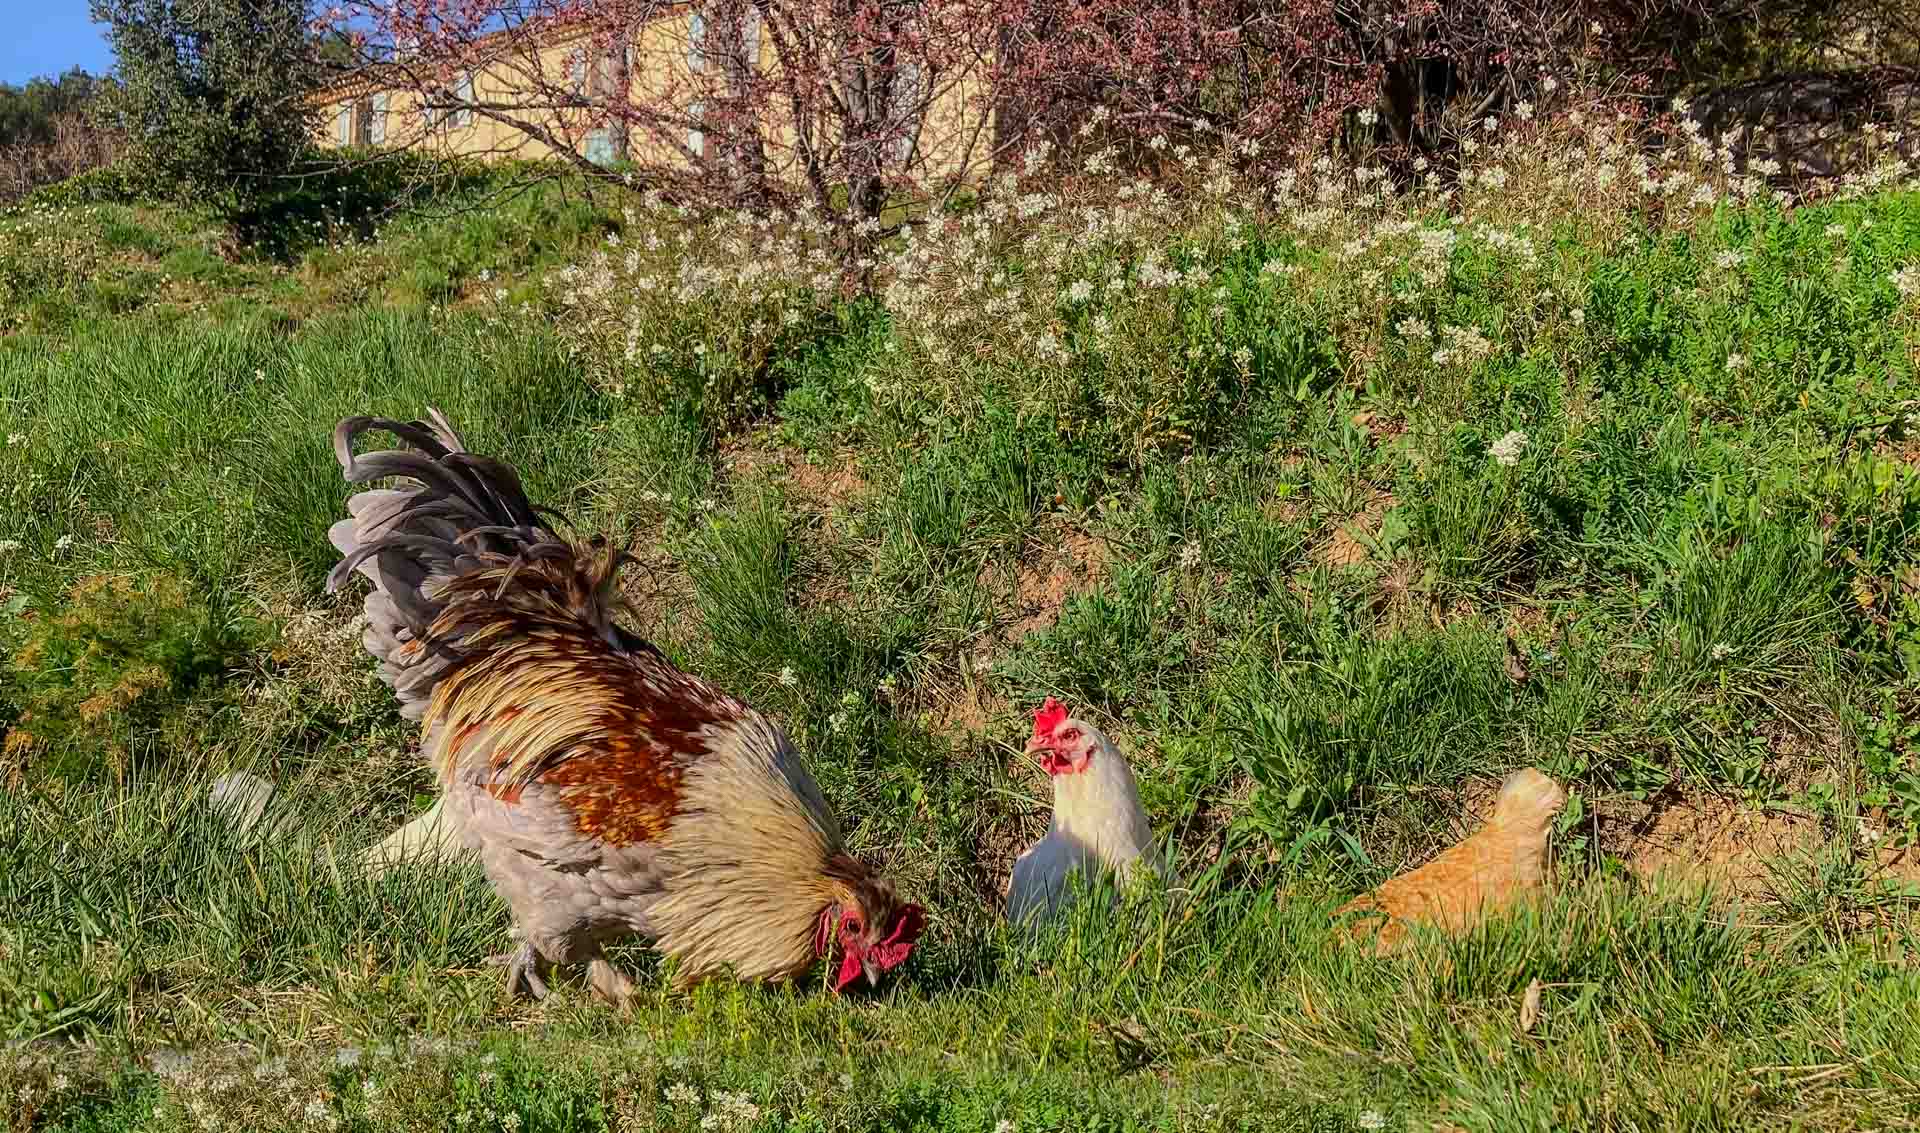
left=420, top=541, right=749, bottom=849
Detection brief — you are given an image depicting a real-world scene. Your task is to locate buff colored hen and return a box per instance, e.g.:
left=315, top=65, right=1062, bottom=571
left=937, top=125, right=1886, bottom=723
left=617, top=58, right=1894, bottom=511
left=1334, top=768, right=1568, bottom=954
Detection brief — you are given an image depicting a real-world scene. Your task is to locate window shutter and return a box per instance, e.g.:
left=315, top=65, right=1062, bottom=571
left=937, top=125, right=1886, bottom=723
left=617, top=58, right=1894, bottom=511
left=688, top=9, right=707, bottom=72
left=742, top=5, right=761, bottom=67
left=369, top=92, right=388, bottom=144
left=892, top=60, right=924, bottom=165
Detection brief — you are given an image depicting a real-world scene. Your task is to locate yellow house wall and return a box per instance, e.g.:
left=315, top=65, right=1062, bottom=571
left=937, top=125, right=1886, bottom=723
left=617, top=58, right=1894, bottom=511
left=312, top=13, right=996, bottom=185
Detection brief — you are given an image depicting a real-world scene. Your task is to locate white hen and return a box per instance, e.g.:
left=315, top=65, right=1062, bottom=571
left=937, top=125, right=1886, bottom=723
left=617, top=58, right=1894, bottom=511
left=1007, top=698, right=1161, bottom=930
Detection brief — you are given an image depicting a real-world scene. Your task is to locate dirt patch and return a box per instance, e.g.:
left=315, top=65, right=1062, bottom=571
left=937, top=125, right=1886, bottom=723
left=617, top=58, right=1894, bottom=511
left=1383, top=780, right=1917, bottom=908
left=720, top=439, right=867, bottom=513
left=926, top=681, right=999, bottom=738
left=616, top=545, right=704, bottom=653
left=1350, top=410, right=1408, bottom=446
left=1604, top=796, right=1820, bottom=899
left=991, top=524, right=1111, bottom=643
left=1316, top=489, right=1396, bottom=568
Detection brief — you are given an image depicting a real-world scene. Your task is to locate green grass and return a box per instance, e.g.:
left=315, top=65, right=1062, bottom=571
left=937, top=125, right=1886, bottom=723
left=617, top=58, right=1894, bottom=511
left=4, top=152, right=1920, bottom=1130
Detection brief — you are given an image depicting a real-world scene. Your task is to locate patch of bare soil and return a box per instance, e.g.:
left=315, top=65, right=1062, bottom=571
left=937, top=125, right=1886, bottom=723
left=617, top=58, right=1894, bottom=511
left=719, top=438, right=867, bottom=513
left=1316, top=489, right=1396, bottom=568
left=1602, top=795, right=1820, bottom=899
left=1380, top=778, right=1917, bottom=908
left=990, top=523, right=1111, bottom=644
left=926, top=682, right=997, bottom=737
left=616, top=544, right=703, bottom=653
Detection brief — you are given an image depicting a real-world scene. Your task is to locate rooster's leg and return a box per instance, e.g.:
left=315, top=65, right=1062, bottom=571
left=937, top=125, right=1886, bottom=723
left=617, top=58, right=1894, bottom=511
left=489, top=938, right=553, bottom=1001
left=585, top=954, right=636, bottom=1006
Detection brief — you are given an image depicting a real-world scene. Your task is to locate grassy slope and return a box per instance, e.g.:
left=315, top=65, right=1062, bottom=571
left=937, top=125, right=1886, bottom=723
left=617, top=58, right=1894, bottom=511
left=3, top=169, right=1920, bottom=1131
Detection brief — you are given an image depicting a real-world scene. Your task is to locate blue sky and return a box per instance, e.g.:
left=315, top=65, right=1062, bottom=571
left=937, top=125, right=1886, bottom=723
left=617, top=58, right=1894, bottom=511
left=4, top=1, right=115, bottom=86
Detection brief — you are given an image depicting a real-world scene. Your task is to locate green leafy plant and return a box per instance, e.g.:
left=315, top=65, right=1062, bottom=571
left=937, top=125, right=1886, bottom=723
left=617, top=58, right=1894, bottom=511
left=4, top=571, right=256, bottom=781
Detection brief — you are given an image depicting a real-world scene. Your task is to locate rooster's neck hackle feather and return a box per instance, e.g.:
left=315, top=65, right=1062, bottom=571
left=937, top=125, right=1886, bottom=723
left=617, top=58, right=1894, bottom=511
left=644, top=713, right=861, bottom=984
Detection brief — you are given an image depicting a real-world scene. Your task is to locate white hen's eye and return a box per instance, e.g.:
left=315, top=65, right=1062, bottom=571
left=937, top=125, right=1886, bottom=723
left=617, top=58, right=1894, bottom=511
left=1060, top=728, right=1081, bottom=742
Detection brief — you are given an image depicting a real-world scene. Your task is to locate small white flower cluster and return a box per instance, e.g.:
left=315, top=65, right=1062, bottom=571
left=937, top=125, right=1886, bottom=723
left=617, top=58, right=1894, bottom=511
left=699, top=1089, right=763, bottom=1131
left=1431, top=324, right=1494, bottom=368
left=1488, top=430, right=1529, bottom=467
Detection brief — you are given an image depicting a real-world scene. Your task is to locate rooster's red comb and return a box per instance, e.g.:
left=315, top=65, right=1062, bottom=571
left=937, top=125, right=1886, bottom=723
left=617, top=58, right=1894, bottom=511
left=1033, top=697, right=1068, bottom=740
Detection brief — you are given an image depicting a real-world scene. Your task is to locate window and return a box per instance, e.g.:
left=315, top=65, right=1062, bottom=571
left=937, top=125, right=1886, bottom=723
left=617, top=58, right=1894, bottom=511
left=689, top=6, right=758, bottom=71
left=741, top=5, right=761, bottom=67
left=452, top=72, right=474, bottom=127
left=688, top=100, right=704, bottom=157
left=368, top=92, right=389, bottom=145
left=426, top=71, right=474, bottom=130
left=335, top=102, right=353, bottom=145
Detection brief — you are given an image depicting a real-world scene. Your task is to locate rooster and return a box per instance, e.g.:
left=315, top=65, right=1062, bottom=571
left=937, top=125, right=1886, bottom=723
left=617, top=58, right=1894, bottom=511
left=1333, top=767, right=1567, bottom=955
left=326, top=410, right=924, bottom=1001
left=1006, top=698, right=1162, bottom=930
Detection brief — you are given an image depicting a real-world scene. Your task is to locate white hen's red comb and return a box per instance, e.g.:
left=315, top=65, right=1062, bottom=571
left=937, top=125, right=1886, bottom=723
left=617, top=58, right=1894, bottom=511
left=1033, top=697, right=1068, bottom=740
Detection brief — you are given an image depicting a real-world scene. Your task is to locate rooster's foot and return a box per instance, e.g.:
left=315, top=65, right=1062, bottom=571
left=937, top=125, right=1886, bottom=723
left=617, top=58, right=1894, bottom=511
left=587, top=956, right=636, bottom=1007
left=489, top=940, right=552, bottom=1001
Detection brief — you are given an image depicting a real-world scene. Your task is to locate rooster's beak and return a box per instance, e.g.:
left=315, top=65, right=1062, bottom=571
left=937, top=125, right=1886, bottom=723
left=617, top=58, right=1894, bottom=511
left=862, top=953, right=882, bottom=988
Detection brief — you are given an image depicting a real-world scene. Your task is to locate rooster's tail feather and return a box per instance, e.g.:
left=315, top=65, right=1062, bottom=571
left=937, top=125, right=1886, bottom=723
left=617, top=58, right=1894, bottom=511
left=326, top=410, right=571, bottom=722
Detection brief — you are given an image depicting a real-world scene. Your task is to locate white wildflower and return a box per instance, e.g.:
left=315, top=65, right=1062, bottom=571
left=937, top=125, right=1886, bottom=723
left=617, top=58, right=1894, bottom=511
left=1178, top=543, right=1202, bottom=570
left=1488, top=430, right=1529, bottom=466
left=777, top=666, right=798, bottom=688
left=664, top=1083, right=702, bottom=1107
left=1357, top=108, right=1378, bottom=127
left=52, top=535, right=72, bottom=552
left=5, top=433, right=23, bottom=446
left=1725, top=353, right=1748, bottom=373
left=0, top=540, right=19, bottom=554
left=1824, top=223, right=1847, bottom=239
left=1231, top=345, right=1252, bottom=371
left=1065, top=279, right=1093, bottom=304
left=1891, top=265, right=1920, bottom=299
left=1710, top=642, right=1733, bottom=661
left=1358, top=1112, right=1387, bottom=1131
left=1713, top=249, right=1748, bottom=271
left=1569, top=308, right=1586, bottom=326
left=1858, top=817, right=1884, bottom=847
